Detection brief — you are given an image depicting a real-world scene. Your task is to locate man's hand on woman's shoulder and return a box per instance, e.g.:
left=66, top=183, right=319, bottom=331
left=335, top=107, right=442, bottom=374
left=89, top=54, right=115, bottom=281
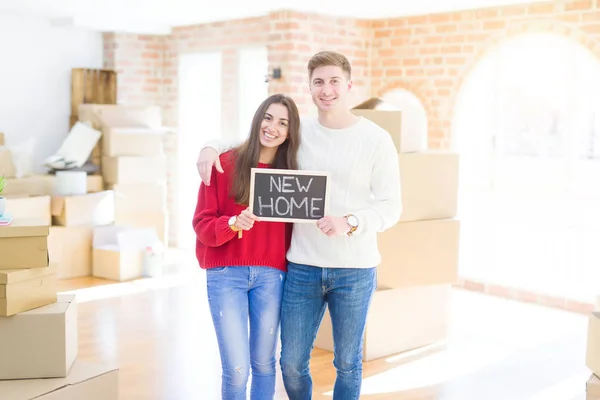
left=197, top=147, right=223, bottom=185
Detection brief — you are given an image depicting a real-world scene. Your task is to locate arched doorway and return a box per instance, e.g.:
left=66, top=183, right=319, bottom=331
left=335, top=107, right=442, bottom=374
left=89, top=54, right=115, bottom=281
left=381, top=88, right=428, bottom=151
left=453, top=32, right=600, bottom=303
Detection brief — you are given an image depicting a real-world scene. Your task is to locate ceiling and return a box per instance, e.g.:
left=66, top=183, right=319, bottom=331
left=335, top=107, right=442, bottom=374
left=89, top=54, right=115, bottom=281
left=0, top=0, right=543, bottom=34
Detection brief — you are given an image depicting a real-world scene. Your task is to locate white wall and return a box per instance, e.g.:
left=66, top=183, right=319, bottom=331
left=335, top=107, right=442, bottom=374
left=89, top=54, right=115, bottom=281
left=237, top=46, right=268, bottom=141
left=0, top=13, right=103, bottom=172
left=177, top=51, right=222, bottom=250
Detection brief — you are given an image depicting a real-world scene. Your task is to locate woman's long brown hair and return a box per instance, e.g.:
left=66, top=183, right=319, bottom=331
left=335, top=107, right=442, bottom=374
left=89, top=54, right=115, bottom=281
left=231, top=94, right=301, bottom=206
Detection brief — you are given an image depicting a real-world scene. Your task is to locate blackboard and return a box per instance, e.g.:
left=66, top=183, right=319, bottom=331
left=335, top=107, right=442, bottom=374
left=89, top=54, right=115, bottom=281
left=249, top=168, right=330, bottom=223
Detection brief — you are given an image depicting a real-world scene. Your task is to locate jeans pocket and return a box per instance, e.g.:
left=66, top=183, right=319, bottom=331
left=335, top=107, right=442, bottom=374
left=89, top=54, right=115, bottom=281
left=207, top=266, right=228, bottom=273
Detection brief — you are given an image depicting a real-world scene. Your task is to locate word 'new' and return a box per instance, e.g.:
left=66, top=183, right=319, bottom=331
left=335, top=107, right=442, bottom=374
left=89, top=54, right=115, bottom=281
left=270, top=176, right=312, bottom=193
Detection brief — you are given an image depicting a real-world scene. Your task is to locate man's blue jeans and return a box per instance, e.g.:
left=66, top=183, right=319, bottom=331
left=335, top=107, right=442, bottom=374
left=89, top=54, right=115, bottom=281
left=206, top=266, right=286, bottom=400
left=280, top=262, right=377, bottom=400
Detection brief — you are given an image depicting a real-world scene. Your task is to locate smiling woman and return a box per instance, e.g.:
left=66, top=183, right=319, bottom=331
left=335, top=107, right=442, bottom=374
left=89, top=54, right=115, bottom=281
left=191, top=93, right=301, bottom=400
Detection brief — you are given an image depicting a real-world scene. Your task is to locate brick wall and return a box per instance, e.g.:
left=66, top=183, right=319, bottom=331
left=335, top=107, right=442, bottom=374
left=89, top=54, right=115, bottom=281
left=103, top=33, right=167, bottom=106
left=267, top=11, right=372, bottom=115
left=371, top=0, right=600, bottom=149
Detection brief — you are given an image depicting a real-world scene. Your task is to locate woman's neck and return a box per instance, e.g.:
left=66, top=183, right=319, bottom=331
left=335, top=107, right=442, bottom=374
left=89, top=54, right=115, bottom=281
left=259, top=147, right=277, bottom=164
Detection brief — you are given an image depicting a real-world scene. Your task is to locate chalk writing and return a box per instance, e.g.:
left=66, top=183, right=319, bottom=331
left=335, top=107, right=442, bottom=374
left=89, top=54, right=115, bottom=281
left=250, top=168, right=329, bottom=223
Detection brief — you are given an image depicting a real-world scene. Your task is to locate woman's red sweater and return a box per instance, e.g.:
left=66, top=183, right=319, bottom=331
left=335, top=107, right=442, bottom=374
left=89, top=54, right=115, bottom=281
left=192, top=150, right=291, bottom=272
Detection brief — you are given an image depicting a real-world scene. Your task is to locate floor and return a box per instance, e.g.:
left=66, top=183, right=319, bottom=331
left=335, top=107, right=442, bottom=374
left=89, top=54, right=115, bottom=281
left=457, top=186, right=600, bottom=304
left=57, top=258, right=593, bottom=400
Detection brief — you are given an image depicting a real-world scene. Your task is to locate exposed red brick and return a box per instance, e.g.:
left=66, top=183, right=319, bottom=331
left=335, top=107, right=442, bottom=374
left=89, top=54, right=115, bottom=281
left=529, top=3, right=557, bottom=14
left=565, top=0, right=593, bottom=11
left=462, top=279, right=486, bottom=292
left=485, top=284, right=514, bottom=298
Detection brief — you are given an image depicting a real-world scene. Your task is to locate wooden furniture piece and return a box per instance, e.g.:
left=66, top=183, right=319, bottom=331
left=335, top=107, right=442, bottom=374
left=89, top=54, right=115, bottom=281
left=70, top=68, right=118, bottom=129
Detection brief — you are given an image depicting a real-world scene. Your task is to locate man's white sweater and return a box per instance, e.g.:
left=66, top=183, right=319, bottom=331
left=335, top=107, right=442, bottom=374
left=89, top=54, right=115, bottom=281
left=208, top=116, right=402, bottom=269
left=286, top=116, right=402, bottom=269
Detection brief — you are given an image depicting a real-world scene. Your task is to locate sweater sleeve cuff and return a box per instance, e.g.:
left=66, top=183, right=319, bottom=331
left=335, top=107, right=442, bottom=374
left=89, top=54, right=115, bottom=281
left=217, top=215, right=238, bottom=243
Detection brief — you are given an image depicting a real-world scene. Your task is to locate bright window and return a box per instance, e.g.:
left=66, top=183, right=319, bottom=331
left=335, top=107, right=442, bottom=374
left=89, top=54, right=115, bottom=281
left=237, top=47, right=269, bottom=140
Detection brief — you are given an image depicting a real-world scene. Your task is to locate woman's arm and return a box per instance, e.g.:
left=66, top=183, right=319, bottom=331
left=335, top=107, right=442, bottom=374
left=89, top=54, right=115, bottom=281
left=192, top=166, right=237, bottom=247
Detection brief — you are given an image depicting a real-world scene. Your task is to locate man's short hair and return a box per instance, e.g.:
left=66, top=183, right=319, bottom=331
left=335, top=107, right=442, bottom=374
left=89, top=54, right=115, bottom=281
left=307, top=51, right=351, bottom=80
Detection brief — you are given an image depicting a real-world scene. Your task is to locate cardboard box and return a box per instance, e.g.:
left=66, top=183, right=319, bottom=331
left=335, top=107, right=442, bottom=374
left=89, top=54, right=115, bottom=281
left=5, top=195, right=52, bottom=225
left=588, top=374, right=600, bottom=399
left=107, top=182, right=167, bottom=213
left=351, top=109, right=402, bottom=152
left=587, top=312, right=600, bottom=376
left=0, top=146, right=16, bottom=177
left=0, top=293, right=76, bottom=379
left=48, top=226, right=93, bottom=279
left=51, top=191, right=115, bottom=227
left=0, top=218, right=49, bottom=270
left=92, top=226, right=161, bottom=281
left=93, top=248, right=143, bottom=282
left=315, top=284, right=450, bottom=361
left=352, top=97, right=426, bottom=153
left=1, top=174, right=103, bottom=196
left=0, top=359, right=117, bottom=400
left=114, top=210, right=169, bottom=246
left=377, top=219, right=460, bottom=288
left=102, top=156, right=166, bottom=185
left=398, top=151, right=459, bottom=222
left=103, top=127, right=166, bottom=157
left=0, top=264, right=57, bottom=316
left=79, top=104, right=163, bottom=129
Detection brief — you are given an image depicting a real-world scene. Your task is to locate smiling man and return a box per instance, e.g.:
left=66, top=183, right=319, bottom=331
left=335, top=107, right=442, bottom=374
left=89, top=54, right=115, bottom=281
left=196, top=50, right=402, bottom=400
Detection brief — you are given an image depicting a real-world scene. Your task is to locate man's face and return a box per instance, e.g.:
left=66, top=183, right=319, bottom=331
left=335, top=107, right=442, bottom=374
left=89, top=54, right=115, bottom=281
left=309, top=65, right=352, bottom=112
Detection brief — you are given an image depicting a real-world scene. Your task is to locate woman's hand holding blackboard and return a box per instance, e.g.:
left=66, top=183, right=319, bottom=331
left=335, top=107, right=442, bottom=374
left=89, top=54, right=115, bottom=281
left=233, top=208, right=258, bottom=231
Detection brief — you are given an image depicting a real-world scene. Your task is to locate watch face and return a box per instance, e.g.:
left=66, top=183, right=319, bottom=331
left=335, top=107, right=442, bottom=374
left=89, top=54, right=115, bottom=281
left=347, top=215, right=358, bottom=227
left=228, top=216, right=237, bottom=226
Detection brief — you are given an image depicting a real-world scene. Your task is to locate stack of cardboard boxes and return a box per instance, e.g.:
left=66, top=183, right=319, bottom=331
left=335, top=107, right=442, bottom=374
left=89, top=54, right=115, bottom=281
left=3, top=174, right=105, bottom=237
left=4, top=178, right=116, bottom=281
left=0, top=217, right=118, bottom=398
left=1, top=104, right=169, bottom=284
left=1, top=124, right=110, bottom=281
left=314, top=99, right=460, bottom=361
left=586, top=312, right=600, bottom=399
left=49, top=186, right=116, bottom=280
left=78, top=104, right=169, bottom=281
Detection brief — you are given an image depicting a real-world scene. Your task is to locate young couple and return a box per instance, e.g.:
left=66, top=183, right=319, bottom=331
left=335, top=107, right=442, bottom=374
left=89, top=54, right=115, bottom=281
left=193, top=50, right=402, bottom=400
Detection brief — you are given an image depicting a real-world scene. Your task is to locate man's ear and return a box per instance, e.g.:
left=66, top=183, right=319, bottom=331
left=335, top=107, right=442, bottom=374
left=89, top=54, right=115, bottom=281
left=347, top=80, right=353, bottom=91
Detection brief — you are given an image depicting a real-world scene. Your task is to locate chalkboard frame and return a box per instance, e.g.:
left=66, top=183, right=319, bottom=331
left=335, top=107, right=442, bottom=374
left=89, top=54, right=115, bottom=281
left=249, top=168, right=330, bottom=223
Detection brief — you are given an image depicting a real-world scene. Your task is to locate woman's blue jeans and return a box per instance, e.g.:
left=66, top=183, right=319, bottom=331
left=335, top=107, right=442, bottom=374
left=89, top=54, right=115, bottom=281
left=206, top=266, right=286, bottom=400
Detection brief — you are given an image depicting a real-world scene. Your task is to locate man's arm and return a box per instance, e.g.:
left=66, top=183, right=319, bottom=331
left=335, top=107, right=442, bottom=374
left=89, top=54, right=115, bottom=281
left=350, top=134, right=402, bottom=235
left=197, top=137, right=244, bottom=185
left=316, top=133, right=402, bottom=237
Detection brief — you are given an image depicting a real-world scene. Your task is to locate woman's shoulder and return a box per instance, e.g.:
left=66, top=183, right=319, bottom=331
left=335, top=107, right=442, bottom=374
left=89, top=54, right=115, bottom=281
left=219, top=150, right=237, bottom=169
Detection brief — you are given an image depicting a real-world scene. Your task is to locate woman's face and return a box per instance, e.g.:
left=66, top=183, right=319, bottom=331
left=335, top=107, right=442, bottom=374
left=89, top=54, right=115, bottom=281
left=259, top=103, right=289, bottom=149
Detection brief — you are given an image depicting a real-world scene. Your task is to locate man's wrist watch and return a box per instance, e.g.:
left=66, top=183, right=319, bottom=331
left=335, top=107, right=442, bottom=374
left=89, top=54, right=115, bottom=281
left=344, top=214, right=359, bottom=236
left=228, top=216, right=240, bottom=232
